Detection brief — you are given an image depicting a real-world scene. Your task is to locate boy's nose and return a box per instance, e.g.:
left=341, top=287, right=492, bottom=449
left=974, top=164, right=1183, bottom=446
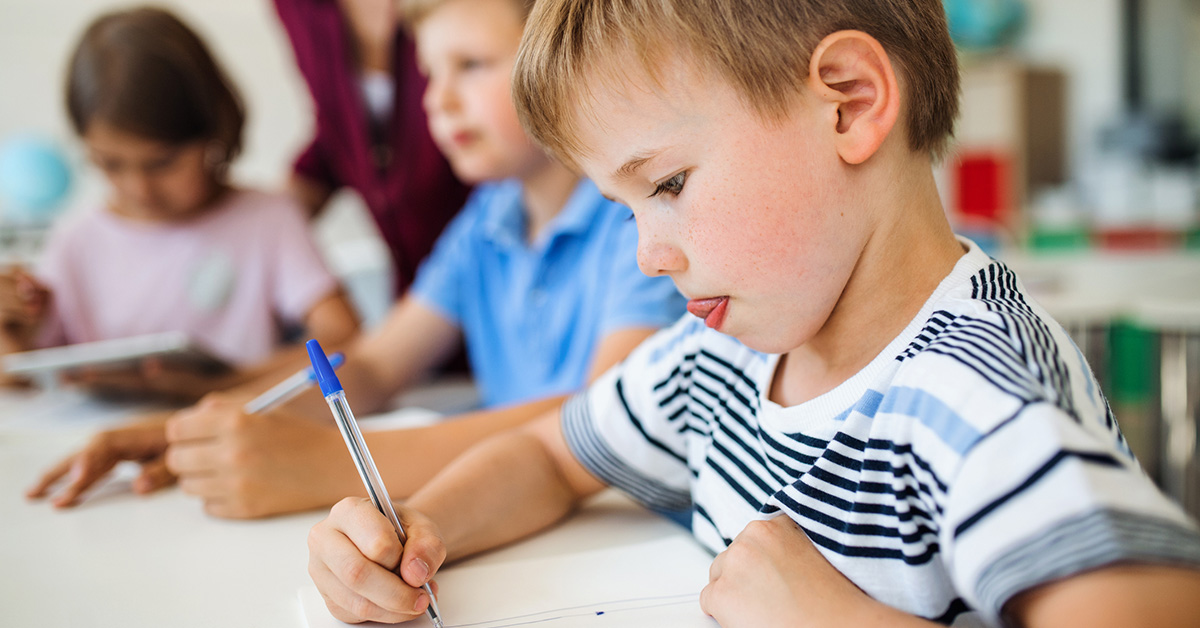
left=422, top=78, right=459, bottom=115
left=637, top=235, right=687, bottom=278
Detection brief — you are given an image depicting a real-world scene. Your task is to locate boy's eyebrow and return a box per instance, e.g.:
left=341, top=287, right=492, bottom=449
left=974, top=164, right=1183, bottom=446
left=613, top=151, right=660, bottom=182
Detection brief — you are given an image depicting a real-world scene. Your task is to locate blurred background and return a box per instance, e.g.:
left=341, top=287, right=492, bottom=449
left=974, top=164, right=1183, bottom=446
left=0, top=0, right=1198, bottom=514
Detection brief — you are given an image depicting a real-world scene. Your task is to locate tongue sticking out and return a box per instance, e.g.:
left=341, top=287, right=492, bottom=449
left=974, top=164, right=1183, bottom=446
left=687, top=296, right=729, bottom=330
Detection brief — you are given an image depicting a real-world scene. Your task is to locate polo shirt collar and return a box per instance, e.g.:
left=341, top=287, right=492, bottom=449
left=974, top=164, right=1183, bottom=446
left=481, top=179, right=604, bottom=249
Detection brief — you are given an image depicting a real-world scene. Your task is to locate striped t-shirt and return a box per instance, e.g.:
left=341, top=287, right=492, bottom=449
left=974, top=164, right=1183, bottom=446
left=562, top=239, right=1200, bottom=626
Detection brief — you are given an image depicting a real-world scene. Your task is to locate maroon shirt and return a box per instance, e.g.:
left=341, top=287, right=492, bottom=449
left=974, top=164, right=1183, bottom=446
left=273, top=0, right=470, bottom=295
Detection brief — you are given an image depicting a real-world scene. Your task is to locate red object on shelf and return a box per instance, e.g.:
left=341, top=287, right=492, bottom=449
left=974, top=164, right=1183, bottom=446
left=1094, top=227, right=1183, bottom=251
left=953, top=151, right=1013, bottom=223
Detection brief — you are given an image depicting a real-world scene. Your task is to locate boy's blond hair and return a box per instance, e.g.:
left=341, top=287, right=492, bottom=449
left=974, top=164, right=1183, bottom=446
left=513, top=0, right=960, bottom=166
left=399, top=0, right=534, bottom=28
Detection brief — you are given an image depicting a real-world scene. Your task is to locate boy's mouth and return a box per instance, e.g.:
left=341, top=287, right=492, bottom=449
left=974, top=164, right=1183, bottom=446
left=449, top=130, right=477, bottom=148
left=687, top=296, right=728, bottom=330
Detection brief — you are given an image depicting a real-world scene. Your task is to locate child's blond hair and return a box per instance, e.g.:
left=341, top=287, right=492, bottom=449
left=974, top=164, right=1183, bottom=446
left=513, top=0, right=960, bottom=167
left=399, top=0, right=534, bottom=29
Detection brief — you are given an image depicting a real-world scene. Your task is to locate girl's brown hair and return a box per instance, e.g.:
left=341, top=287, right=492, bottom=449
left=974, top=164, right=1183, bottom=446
left=65, top=6, right=245, bottom=172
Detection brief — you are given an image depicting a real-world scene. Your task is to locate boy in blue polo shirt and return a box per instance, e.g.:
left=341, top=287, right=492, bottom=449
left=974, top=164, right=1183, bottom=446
left=28, top=0, right=683, bottom=519
left=307, top=0, right=1200, bottom=625
left=409, top=177, right=663, bottom=408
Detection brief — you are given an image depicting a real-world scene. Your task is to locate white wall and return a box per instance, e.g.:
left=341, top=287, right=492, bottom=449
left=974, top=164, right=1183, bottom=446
left=1017, top=0, right=1124, bottom=178
left=0, top=1, right=312, bottom=196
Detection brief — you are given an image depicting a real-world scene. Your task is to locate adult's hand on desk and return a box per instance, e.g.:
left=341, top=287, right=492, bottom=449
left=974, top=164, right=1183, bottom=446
left=308, top=497, right=445, bottom=624
left=25, top=415, right=175, bottom=507
left=165, top=394, right=357, bottom=519
left=700, top=515, right=935, bottom=628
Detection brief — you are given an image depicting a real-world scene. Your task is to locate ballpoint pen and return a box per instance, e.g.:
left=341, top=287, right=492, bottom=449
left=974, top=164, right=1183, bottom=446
left=242, top=352, right=344, bottom=414
left=305, top=339, right=445, bottom=628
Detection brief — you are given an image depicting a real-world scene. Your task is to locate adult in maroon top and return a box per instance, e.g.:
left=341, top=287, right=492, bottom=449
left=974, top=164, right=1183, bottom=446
left=272, top=0, right=470, bottom=295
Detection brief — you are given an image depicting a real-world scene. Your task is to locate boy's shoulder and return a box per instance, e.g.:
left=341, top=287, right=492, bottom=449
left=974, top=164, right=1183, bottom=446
left=890, top=244, right=1115, bottom=443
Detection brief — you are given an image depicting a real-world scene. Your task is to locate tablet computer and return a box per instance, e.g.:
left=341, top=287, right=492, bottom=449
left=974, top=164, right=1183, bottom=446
left=2, top=331, right=231, bottom=377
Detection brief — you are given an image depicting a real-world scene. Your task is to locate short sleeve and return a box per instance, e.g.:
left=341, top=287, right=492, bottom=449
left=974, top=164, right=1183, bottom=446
left=561, top=318, right=701, bottom=512
left=268, top=199, right=341, bottom=323
left=408, top=192, right=482, bottom=325
left=597, top=216, right=686, bottom=335
left=939, top=401, right=1200, bottom=624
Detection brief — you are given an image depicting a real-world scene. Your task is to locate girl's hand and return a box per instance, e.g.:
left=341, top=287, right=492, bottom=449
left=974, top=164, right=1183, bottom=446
left=0, top=267, right=51, bottom=350
left=308, top=497, right=445, bottom=624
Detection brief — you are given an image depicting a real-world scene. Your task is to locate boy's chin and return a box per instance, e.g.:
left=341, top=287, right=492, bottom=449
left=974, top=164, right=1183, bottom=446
left=731, top=327, right=804, bottom=356
left=446, top=157, right=510, bottom=185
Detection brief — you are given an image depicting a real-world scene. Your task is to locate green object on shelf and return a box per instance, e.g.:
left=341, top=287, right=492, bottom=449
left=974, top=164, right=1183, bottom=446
left=1185, top=227, right=1200, bottom=250
left=1108, top=321, right=1157, bottom=405
left=1027, top=227, right=1092, bottom=252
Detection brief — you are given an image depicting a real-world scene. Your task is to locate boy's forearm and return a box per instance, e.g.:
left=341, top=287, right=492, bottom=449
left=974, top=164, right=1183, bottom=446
left=1006, top=564, right=1200, bottom=628
left=371, top=396, right=566, bottom=499
left=407, top=428, right=587, bottom=561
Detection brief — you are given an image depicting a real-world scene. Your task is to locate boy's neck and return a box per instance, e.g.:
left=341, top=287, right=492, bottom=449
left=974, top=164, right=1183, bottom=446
left=770, top=156, right=965, bottom=408
left=519, top=159, right=580, bottom=244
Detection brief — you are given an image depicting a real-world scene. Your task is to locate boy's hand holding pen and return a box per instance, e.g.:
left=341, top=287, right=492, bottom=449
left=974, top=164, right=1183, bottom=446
left=308, top=492, right=449, bottom=625
left=306, top=339, right=446, bottom=626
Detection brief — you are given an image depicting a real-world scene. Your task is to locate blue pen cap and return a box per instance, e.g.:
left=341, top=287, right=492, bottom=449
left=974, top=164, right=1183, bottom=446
left=306, top=352, right=345, bottom=382
left=305, top=339, right=344, bottom=397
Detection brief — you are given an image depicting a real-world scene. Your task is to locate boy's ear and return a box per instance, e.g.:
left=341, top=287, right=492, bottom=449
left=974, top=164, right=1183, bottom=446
left=805, top=30, right=901, bottom=165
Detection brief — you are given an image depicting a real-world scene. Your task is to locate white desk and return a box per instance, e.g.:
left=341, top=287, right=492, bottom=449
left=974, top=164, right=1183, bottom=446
left=0, top=390, right=697, bottom=628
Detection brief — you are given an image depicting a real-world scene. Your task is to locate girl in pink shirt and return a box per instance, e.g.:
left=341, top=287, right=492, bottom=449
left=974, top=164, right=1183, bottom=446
left=0, top=7, right=359, bottom=401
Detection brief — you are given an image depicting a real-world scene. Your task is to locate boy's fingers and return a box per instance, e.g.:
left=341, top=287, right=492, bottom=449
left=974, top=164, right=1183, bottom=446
left=164, top=440, right=224, bottom=476
left=311, top=558, right=416, bottom=624
left=165, top=410, right=224, bottom=444
left=177, top=474, right=224, bottom=499
left=134, top=457, right=176, bottom=494
left=333, top=497, right=406, bottom=569
left=310, top=517, right=421, bottom=623
left=26, top=456, right=75, bottom=499
left=708, top=549, right=727, bottom=582
left=50, top=454, right=113, bottom=507
left=398, top=513, right=447, bottom=588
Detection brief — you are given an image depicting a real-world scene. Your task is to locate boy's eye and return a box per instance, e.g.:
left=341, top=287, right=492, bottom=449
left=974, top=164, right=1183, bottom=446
left=649, top=171, right=687, bottom=198
left=459, top=57, right=488, bottom=71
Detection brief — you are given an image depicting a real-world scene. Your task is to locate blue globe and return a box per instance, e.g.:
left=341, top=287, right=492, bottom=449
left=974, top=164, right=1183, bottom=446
left=0, top=135, right=72, bottom=222
left=944, top=0, right=1027, bottom=51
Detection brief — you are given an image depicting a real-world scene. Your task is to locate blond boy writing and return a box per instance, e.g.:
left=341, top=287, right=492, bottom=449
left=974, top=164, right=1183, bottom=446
left=307, top=0, right=1200, bottom=625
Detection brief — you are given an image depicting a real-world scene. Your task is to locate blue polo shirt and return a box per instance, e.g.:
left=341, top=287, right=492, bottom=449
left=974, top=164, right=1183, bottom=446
left=410, top=179, right=686, bottom=408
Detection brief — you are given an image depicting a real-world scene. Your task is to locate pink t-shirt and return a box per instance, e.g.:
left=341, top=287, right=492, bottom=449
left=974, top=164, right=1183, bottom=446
left=35, top=189, right=340, bottom=366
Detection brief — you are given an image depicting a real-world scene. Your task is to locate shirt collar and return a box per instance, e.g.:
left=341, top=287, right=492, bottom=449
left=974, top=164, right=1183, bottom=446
left=481, top=179, right=607, bottom=249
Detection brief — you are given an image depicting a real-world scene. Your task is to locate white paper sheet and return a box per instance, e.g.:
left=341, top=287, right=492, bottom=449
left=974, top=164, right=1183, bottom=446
left=299, top=535, right=719, bottom=627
